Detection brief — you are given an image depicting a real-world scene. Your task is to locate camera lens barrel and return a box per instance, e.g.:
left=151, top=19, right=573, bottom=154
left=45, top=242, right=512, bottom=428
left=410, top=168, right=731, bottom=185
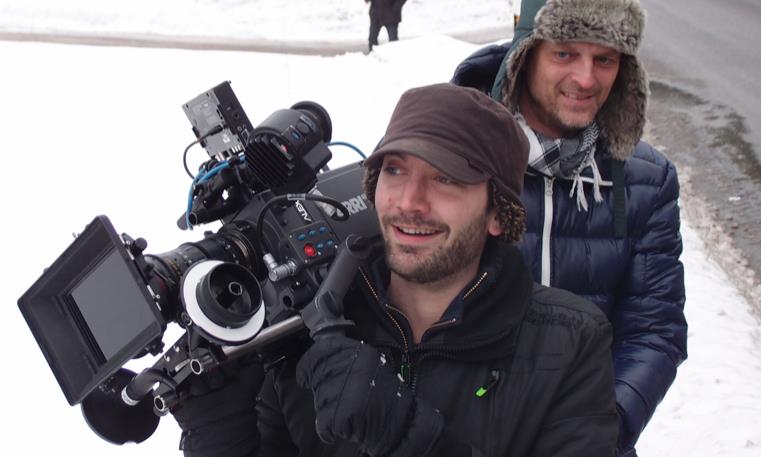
left=144, top=223, right=260, bottom=323
left=196, top=263, right=261, bottom=328
left=180, top=260, right=267, bottom=345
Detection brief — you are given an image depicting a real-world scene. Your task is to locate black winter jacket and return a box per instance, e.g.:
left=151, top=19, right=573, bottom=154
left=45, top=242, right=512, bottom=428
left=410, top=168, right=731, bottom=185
left=252, top=242, right=618, bottom=456
left=368, top=0, right=406, bottom=26
left=451, top=43, right=688, bottom=453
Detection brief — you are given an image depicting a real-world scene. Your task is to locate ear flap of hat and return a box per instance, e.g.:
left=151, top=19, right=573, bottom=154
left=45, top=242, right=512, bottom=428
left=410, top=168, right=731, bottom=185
left=500, top=35, right=538, bottom=112
left=362, top=164, right=380, bottom=207
left=596, top=55, right=649, bottom=159
left=491, top=0, right=548, bottom=101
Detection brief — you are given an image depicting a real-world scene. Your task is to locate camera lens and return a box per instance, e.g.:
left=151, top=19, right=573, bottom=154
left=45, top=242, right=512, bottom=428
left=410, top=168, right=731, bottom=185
left=196, top=263, right=262, bottom=328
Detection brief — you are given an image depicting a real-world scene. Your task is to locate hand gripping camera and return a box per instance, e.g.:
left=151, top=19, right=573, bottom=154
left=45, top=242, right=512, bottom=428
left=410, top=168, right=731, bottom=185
left=17, top=81, right=380, bottom=445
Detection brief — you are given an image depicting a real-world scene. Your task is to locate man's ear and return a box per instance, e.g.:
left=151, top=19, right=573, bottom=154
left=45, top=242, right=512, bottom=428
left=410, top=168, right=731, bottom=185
left=487, top=211, right=503, bottom=237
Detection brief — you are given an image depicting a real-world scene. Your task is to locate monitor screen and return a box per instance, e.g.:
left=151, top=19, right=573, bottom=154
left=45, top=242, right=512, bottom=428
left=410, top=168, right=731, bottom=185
left=71, top=249, right=160, bottom=361
left=18, top=215, right=164, bottom=405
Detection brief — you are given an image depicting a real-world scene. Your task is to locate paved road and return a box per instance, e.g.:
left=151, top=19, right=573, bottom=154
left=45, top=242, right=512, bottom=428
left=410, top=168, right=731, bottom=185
left=639, top=0, right=761, bottom=306
left=640, top=0, right=761, bottom=162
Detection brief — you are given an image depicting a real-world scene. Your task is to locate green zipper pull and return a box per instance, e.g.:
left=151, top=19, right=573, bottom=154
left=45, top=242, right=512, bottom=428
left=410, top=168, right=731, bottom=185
left=400, top=353, right=411, bottom=383
left=475, top=370, right=500, bottom=397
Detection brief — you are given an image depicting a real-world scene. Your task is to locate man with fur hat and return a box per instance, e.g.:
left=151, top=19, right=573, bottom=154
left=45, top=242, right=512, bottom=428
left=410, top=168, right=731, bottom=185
left=452, top=1, right=688, bottom=455
left=171, top=83, right=619, bottom=456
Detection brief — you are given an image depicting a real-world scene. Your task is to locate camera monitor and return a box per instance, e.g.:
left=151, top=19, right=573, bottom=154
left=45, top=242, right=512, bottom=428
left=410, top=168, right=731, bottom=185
left=18, top=216, right=164, bottom=406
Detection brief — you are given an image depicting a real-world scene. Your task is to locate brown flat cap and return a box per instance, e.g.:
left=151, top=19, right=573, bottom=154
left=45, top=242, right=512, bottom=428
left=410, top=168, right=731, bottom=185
left=364, top=83, right=529, bottom=204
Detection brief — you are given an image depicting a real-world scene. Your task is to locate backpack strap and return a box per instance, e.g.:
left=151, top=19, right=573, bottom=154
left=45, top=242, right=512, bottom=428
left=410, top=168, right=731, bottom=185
left=611, top=159, right=627, bottom=238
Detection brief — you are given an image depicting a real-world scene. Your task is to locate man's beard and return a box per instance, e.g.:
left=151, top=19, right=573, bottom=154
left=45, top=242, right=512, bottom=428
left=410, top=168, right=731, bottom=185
left=382, top=212, right=490, bottom=284
left=526, top=85, right=596, bottom=138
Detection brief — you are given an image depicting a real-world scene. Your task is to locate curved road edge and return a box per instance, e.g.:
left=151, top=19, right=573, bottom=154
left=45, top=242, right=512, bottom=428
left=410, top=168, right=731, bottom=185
left=0, top=27, right=512, bottom=56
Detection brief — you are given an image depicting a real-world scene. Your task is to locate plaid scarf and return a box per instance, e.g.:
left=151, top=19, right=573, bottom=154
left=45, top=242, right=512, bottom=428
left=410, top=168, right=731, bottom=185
left=516, top=115, right=603, bottom=211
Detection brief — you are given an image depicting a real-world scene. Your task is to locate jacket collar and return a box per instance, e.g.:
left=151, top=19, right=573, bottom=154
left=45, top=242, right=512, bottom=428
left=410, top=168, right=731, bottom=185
left=353, top=239, right=534, bottom=352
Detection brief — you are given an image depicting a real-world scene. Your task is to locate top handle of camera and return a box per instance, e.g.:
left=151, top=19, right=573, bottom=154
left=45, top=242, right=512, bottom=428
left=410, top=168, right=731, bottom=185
left=299, top=233, right=378, bottom=339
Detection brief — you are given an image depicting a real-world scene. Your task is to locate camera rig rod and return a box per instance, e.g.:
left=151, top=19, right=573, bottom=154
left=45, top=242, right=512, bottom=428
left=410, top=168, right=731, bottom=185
left=120, top=332, right=217, bottom=412
left=222, top=314, right=304, bottom=360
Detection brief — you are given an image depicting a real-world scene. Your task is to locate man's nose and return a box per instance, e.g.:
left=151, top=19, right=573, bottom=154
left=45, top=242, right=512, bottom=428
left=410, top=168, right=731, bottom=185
left=397, top=177, right=430, bottom=213
left=570, top=58, right=598, bottom=90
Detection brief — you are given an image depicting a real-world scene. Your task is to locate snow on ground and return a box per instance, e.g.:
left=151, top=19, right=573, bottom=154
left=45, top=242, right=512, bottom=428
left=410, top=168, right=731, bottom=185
left=0, top=0, right=512, bottom=43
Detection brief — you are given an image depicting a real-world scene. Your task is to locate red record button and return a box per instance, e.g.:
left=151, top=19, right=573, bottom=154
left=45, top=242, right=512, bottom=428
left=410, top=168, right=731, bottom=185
left=303, top=243, right=317, bottom=257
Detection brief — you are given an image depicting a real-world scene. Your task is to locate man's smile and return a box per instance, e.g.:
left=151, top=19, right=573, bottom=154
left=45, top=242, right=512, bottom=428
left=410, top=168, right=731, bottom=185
left=560, top=89, right=597, bottom=107
left=391, top=224, right=445, bottom=246
left=394, top=225, right=441, bottom=236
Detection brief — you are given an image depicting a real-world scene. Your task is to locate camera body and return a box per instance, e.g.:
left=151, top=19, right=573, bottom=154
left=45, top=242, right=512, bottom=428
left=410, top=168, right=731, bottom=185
left=17, top=81, right=380, bottom=443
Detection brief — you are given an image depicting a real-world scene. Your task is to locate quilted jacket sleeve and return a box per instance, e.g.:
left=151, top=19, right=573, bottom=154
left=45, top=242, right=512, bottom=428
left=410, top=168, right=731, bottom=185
left=450, top=43, right=510, bottom=94
left=613, top=146, right=688, bottom=451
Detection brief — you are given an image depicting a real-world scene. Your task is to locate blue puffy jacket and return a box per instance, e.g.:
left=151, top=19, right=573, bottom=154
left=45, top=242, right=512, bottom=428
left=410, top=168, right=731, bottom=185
left=452, top=43, right=688, bottom=454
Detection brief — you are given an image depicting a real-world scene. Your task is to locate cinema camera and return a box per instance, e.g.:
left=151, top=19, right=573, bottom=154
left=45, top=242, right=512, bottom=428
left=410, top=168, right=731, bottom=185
left=17, top=81, right=380, bottom=445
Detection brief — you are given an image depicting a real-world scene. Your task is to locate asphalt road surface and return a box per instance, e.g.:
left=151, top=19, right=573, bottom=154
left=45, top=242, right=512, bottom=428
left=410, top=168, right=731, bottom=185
left=639, top=0, right=761, bottom=307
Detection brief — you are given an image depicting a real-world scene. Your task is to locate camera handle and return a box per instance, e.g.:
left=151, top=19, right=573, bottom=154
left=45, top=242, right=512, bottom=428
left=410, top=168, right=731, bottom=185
left=300, top=233, right=377, bottom=339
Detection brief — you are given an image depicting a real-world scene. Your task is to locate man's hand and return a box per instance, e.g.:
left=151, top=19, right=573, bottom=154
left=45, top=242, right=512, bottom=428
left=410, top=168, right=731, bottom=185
left=171, top=355, right=265, bottom=457
left=296, top=335, right=444, bottom=457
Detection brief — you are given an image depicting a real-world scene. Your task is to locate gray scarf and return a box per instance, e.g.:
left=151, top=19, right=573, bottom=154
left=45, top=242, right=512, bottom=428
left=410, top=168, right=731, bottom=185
left=517, top=114, right=603, bottom=211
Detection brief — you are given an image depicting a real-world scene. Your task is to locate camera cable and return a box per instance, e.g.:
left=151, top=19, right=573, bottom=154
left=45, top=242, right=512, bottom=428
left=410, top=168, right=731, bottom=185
left=183, top=125, right=225, bottom=179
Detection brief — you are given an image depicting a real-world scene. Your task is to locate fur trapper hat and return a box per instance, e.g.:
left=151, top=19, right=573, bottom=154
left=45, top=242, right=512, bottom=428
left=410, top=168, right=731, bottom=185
left=498, top=0, right=649, bottom=159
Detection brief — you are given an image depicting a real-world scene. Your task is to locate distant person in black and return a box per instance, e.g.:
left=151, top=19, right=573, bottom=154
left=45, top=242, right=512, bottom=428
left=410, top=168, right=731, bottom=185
left=366, top=0, right=407, bottom=51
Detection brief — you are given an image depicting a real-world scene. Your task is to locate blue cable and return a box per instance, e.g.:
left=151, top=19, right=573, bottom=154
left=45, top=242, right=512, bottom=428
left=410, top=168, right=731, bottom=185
left=328, top=141, right=367, bottom=160
left=185, top=156, right=245, bottom=230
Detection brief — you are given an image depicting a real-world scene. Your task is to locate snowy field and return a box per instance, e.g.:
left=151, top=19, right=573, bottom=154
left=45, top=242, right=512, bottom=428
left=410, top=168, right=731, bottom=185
left=0, top=0, right=512, bottom=43
left=0, top=1, right=759, bottom=455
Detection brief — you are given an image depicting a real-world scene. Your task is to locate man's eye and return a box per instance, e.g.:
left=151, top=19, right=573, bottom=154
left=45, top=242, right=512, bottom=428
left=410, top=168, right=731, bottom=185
left=555, top=51, right=571, bottom=60
left=382, top=165, right=401, bottom=176
left=435, top=175, right=455, bottom=185
left=596, top=56, right=617, bottom=66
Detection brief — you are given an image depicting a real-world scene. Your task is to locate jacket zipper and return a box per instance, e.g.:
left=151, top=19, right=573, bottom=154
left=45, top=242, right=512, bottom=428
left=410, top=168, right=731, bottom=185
left=462, top=271, right=489, bottom=300
left=400, top=352, right=411, bottom=383
left=414, top=271, right=490, bottom=342
left=475, top=370, right=500, bottom=397
left=541, top=176, right=554, bottom=286
left=409, top=342, right=508, bottom=393
left=359, top=267, right=493, bottom=388
left=359, top=268, right=410, bottom=379
left=382, top=306, right=413, bottom=382
left=537, top=169, right=618, bottom=287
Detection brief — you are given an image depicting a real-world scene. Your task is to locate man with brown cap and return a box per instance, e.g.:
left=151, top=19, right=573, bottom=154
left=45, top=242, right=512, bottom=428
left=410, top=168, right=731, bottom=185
left=171, top=83, right=618, bottom=456
left=452, top=1, right=687, bottom=455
